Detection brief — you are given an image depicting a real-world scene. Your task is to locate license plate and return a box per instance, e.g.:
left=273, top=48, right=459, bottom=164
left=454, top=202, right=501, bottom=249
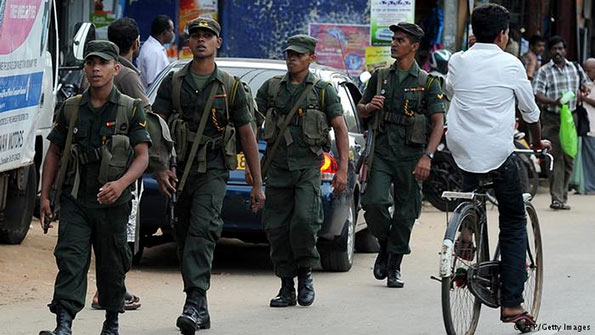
left=236, top=153, right=246, bottom=170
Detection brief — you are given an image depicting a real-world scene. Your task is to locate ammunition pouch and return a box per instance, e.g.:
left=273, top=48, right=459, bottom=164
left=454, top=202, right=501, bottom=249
left=222, top=124, right=238, bottom=170
left=405, top=114, right=427, bottom=146
left=302, top=108, right=331, bottom=155
left=168, top=113, right=189, bottom=163
left=98, top=134, right=133, bottom=185
left=263, top=108, right=278, bottom=144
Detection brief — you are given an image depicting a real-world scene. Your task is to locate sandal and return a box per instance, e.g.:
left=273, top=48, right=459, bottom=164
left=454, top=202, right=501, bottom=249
left=454, top=238, right=476, bottom=261
left=501, top=311, right=535, bottom=333
left=91, top=292, right=142, bottom=310
left=124, top=293, right=141, bottom=310
left=550, top=201, right=570, bottom=210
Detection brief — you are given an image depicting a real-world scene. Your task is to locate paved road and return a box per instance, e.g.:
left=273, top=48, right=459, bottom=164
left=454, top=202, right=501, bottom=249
left=1, top=190, right=594, bottom=335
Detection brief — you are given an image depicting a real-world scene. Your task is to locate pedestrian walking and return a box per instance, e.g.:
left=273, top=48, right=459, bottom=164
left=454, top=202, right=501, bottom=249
left=151, top=17, right=265, bottom=334
left=255, top=34, right=349, bottom=308
left=444, top=3, right=551, bottom=327
left=533, top=35, right=590, bottom=210
left=521, top=35, right=546, bottom=81
left=39, top=40, right=151, bottom=335
left=357, top=22, right=445, bottom=288
left=575, top=58, right=595, bottom=194
left=137, top=15, right=174, bottom=87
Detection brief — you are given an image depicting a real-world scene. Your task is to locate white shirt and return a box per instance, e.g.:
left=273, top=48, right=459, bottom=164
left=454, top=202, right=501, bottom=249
left=137, top=36, right=170, bottom=87
left=445, top=43, right=541, bottom=173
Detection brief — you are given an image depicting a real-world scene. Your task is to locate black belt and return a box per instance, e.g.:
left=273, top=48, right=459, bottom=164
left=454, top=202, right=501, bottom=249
left=383, top=112, right=411, bottom=125
left=78, top=147, right=102, bottom=165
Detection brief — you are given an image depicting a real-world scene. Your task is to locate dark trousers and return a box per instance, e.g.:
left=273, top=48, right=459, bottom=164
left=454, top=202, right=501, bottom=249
left=263, top=167, right=323, bottom=278
left=361, top=153, right=422, bottom=255
left=462, top=154, right=527, bottom=308
left=51, top=196, right=131, bottom=316
left=175, top=167, right=229, bottom=294
left=542, top=111, right=577, bottom=203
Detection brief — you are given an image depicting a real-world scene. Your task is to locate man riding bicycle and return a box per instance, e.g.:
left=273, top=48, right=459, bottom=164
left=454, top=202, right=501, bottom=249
left=444, top=3, right=551, bottom=327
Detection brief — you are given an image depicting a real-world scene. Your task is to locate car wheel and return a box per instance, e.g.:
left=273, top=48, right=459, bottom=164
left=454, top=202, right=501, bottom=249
left=355, top=228, right=380, bottom=253
left=319, top=200, right=356, bottom=272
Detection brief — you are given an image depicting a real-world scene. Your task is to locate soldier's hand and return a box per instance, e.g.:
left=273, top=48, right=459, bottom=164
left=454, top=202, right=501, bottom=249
left=250, top=186, right=265, bottom=213
left=155, top=168, right=178, bottom=197
left=39, top=197, right=54, bottom=232
left=97, top=181, right=125, bottom=205
left=368, top=95, right=385, bottom=111
left=332, top=169, right=348, bottom=195
left=361, top=95, right=385, bottom=118
left=414, top=156, right=431, bottom=181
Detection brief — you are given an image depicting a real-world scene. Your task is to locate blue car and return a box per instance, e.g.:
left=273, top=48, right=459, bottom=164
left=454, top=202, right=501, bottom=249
left=138, top=58, right=378, bottom=271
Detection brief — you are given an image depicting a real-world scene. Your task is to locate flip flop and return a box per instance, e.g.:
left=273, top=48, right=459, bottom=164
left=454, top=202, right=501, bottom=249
left=124, top=294, right=141, bottom=310
left=91, top=293, right=141, bottom=310
left=501, top=312, right=535, bottom=333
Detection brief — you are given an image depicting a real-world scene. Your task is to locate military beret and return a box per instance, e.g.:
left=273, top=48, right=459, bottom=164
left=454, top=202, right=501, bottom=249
left=84, top=40, right=119, bottom=61
left=285, top=34, right=317, bottom=54
left=187, top=17, right=221, bottom=37
left=389, top=22, right=425, bottom=39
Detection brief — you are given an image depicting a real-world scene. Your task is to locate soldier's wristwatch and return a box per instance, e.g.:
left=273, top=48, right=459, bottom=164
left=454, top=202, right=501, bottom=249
left=423, top=151, right=434, bottom=160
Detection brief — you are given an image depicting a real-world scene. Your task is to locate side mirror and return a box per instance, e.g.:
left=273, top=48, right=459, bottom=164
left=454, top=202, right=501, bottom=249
left=359, top=71, right=372, bottom=84
left=72, top=23, right=96, bottom=63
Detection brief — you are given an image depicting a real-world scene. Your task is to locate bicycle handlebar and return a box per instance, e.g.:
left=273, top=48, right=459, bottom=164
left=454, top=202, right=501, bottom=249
left=513, top=148, right=554, bottom=172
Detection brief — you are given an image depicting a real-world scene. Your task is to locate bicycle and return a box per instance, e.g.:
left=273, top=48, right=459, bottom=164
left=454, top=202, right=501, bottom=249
left=438, top=149, right=552, bottom=335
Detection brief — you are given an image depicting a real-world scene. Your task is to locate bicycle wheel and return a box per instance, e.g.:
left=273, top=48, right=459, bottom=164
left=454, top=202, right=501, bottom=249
left=523, top=202, right=543, bottom=320
left=441, top=203, right=485, bottom=335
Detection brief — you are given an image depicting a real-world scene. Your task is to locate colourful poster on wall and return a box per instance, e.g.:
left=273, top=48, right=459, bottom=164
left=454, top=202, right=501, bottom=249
left=370, top=0, right=416, bottom=46
left=309, top=23, right=369, bottom=77
left=179, top=0, right=218, bottom=59
left=365, top=46, right=393, bottom=72
left=91, top=0, right=116, bottom=28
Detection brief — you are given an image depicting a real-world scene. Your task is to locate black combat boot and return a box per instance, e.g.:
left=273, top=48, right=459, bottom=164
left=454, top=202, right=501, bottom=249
left=387, top=253, right=404, bottom=288
left=270, top=277, right=297, bottom=307
left=373, top=240, right=388, bottom=280
left=99, top=311, right=119, bottom=335
left=176, top=290, right=211, bottom=335
left=39, top=304, right=73, bottom=335
left=296, top=268, right=315, bottom=306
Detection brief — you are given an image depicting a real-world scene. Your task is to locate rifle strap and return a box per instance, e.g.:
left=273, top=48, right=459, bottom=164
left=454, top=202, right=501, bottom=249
left=177, top=82, right=219, bottom=193
left=261, top=82, right=314, bottom=177
left=52, top=95, right=82, bottom=210
left=364, top=68, right=389, bottom=182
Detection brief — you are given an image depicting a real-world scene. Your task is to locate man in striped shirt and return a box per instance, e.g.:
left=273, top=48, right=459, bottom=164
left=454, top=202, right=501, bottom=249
left=533, top=35, right=589, bottom=210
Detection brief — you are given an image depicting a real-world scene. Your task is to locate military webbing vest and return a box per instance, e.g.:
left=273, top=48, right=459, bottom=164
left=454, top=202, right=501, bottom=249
left=262, top=75, right=331, bottom=156
left=375, top=66, right=436, bottom=145
left=168, top=67, right=256, bottom=174
left=60, top=94, right=139, bottom=198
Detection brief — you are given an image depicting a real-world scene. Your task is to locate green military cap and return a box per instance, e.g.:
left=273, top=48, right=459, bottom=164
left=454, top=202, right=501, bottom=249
left=187, top=17, right=221, bottom=37
left=389, top=22, right=425, bottom=39
left=84, top=40, right=119, bottom=61
left=285, top=34, right=317, bottom=54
